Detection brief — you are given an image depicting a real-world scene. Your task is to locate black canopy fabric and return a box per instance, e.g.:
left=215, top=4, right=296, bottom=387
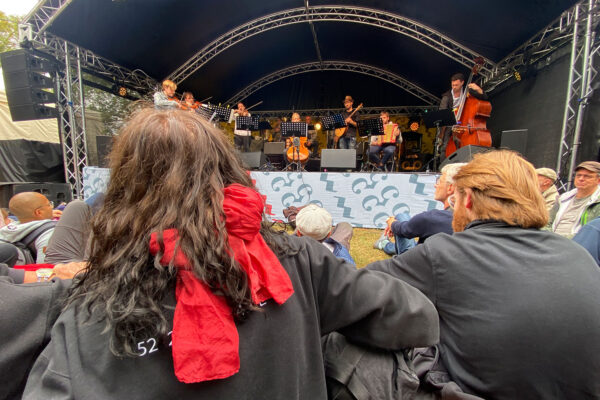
left=45, top=0, right=578, bottom=109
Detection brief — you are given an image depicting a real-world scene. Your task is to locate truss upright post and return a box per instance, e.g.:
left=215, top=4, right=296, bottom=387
left=57, top=41, right=87, bottom=198
left=556, top=4, right=584, bottom=190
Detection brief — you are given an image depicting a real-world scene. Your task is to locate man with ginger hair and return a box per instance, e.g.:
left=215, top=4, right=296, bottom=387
left=367, top=150, right=600, bottom=399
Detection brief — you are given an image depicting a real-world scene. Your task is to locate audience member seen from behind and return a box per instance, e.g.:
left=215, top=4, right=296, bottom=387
left=0, top=261, right=85, bottom=399
left=535, top=167, right=559, bottom=212
left=573, top=217, right=600, bottom=266
left=367, top=150, right=600, bottom=399
left=0, top=192, right=61, bottom=265
left=375, top=162, right=464, bottom=255
left=295, top=204, right=355, bottom=265
left=551, top=161, right=600, bottom=237
left=24, top=108, right=439, bottom=399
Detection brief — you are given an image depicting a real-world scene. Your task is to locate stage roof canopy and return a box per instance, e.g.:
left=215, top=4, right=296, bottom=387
left=39, top=0, right=579, bottom=110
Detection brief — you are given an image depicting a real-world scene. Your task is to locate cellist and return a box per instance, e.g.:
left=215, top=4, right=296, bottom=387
left=438, top=73, right=487, bottom=161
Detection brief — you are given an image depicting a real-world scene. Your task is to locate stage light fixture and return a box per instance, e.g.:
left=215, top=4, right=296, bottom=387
left=315, top=122, right=322, bottom=130
left=513, top=69, right=522, bottom=81
left=408, top=116, right=420, bottom=132
left=118, top=86, right=127, bottom=97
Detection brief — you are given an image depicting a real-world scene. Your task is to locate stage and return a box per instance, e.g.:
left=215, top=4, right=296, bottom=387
left=83, top=167, right=440, bottom=229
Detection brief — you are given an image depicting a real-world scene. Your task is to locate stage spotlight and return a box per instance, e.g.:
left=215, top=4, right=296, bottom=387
left=513, top=70, right=522, bottom=81
left=408, top=117, right=420, bottom=132
left=117, top=86, right=127, bottom=97
left=314, top=122, right=322, bottom=130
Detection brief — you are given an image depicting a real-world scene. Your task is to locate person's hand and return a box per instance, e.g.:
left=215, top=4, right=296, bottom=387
left=384, top=226, right=392, bottom=238
left=52, top=209, right=63, bottom=219
left=345, top=117, right=352, bottom=124
left=52, top=261, right=88, bottom=279
left=467, top=83, right=483, bottom=94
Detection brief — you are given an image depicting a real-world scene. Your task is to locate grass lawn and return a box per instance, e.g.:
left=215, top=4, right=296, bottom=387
left=349, top=227, right=392, bottom=268
left=276, top=223, right=392, bottom=268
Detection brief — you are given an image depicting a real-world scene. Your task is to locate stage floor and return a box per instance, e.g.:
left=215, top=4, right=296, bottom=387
left=83, top=167, right=440, bottom=229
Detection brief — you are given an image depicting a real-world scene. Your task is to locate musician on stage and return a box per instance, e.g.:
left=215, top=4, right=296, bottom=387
left=153, top=79, right=181, bottom=109
left=305, top=115, right=319, bottom=157
left=180, top=92, right=201, bottom=111
left=369, top=111, right=400, bottom=170
left=438, top=73, right=487, bottom=160
left=233, top=102, right=252, bottom=152
left=339, top=95, right=359, bottom=149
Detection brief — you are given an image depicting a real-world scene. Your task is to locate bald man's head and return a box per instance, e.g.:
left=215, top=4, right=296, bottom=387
left=9, top=192, right=53, bottom=223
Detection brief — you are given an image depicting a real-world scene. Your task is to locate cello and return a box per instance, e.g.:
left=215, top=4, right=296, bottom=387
left=445, top=58, right=492, bottom=157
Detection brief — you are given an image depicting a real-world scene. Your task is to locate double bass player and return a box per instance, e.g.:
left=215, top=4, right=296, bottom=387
left=438, top=73, right=487, bottom=161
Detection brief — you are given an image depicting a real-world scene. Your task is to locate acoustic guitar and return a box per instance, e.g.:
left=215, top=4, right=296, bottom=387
left=334, top=103, right=363, bottom=147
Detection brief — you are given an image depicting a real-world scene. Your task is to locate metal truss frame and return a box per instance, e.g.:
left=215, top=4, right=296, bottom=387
left=20, top=1, right=159, bottom=197
left=482, top=0, right=595, bottom=91
left=226, top=61, right=440, bottom=106
left=55, top=41, right=88, bottom=198
left=252, top=105, right=437, bottom=119
left=168, top=5, right=494, bottom=83
left=556, top=0, right=600, bottom=189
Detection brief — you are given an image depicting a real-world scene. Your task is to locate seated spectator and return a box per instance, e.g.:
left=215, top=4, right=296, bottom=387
left=0, top=192, right=61, bottom=265
left=551, top=161, right=600, bottom=238
left=573, top=216, right=600, bottom=266
left=375, top=162, right=464, bottom=255
left=536, top=167, right=559, bottom=212
left=295, top=204, right=355, bottom=265
left=44, top=199, right=94, bottom=264
left=367, top=150, right=600, bottom=399
left=0, top=261, right=84, bottom=399
left=23, top=108, right=438, bottom=399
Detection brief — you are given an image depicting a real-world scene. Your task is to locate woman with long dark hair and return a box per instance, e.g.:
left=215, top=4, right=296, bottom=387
left=24, top=108, right=438, bottom=399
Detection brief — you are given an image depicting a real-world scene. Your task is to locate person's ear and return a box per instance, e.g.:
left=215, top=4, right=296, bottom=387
left=464, top=190, right=473, bottom=210
left=446, top=182, right=454, bottom=197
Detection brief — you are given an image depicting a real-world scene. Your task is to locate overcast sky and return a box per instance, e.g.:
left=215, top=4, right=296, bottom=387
left=0, top=0, right=39, bottom=17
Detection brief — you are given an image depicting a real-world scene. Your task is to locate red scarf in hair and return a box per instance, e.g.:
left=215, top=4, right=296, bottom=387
left=148, top=184, right=294, bottom=383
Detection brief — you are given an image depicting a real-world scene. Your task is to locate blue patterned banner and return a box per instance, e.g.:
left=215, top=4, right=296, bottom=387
left=83, top=167, right=440, bottom=228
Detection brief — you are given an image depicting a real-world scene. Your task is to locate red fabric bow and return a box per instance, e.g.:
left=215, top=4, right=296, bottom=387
left=148, top=184, right=294, bottom=383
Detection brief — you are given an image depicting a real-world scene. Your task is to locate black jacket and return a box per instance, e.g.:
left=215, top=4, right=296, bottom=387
left=23, top=235, right=439, bottom=400
left=368, top=221, right=600, bottom=399
left=0, top=265, right=71, bottom=399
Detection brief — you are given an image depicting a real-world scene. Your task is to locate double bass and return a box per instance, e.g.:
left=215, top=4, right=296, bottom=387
left=445, top=58, right=492, bottom=157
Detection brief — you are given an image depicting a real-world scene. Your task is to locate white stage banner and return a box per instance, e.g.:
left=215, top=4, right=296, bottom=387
left=83, top=168, right=440, bottom=228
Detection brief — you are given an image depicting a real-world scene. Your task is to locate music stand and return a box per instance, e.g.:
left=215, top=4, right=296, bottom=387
left=423, top=109, right=456, bottom=171
left=281, top=122, right=308, bottom=171
left=321, top=114, right=345, bottom=149
left=357, top=118, right=385, bottom=171
left=321, top=114, right=345, bottom=130
left=357, top=118, right=384, bottom=137
left=211, top=105, right=233, bottom=123
left=197, top=104, right=215, bottom=121
left=236, top=116, right=253, bottom=131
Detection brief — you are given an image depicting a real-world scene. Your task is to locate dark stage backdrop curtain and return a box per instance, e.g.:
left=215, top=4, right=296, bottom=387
left=487, top=54, right=571, bottom=169
left=0, top=139, right=65, bottom=182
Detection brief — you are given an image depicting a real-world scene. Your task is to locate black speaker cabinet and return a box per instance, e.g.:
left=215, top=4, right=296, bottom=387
left=439, top=145, right=490, bottom=169
left=0, top=182, right=72, bottom=208
left=240, top=152, right=266, bottom=170
left=264, top=142, right=285, bottom=155
left=1, top=49, right=58, bottom=122
left=320, top=149, right=356, bottom=170
left=500, top=129, right=528, bottom=155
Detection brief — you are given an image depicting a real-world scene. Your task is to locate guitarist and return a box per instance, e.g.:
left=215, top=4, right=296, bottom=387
left=438, top=73, right=486, bottom=161
left=338, top=95, right=359, bottom=149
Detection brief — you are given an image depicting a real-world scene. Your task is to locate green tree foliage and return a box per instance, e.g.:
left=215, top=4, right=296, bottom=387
left=0, top=11, right=20, bottom=63
left=83, top=74, right=134, bottom=136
